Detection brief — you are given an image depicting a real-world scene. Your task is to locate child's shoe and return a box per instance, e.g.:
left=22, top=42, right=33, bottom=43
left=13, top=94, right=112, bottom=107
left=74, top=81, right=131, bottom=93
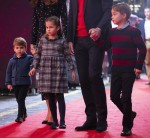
left=59, top=122, right=66, bottom=129
left=50, top=122, right=59, bottom=129
left=15, top=117, right=23, bottom=123
left=23, top=114, right=27, bottom=121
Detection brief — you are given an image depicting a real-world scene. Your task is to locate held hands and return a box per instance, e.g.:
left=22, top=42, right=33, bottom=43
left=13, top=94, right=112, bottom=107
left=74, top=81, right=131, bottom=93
left=7, top=85, right=13, bottom=91
left=134, top=68, right=142, bottom=76
left=89, top=27, right=101, bottom=41
left=29, top=68, right=36, bottom=76
left=71, top=69, right=76, bottom=81
left=68, top=42, right=74, bottom=55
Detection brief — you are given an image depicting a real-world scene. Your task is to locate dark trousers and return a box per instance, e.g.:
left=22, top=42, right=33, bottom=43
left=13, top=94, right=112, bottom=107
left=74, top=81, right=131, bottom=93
left=110, top=72, right=135, bottom=129
left=13, top=85, right=29, bottom=118
left=74, top=36, right=107, bottom=124
left=48, top=93, right=66, bottom=124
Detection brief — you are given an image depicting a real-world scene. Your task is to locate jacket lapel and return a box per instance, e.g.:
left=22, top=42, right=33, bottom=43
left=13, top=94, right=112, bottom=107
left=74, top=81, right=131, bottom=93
left=84, top=0, right=88, bottom=14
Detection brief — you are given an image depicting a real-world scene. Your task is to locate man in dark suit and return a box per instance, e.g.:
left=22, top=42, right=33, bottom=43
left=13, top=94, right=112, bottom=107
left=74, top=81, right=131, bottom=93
left=67, top=0, right=113, bottom=132
left=138, top=7, right=150, bottom=85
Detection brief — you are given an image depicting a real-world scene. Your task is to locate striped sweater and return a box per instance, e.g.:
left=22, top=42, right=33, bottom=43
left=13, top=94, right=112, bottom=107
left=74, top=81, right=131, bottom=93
left=109, top=25, right=146, bottom=72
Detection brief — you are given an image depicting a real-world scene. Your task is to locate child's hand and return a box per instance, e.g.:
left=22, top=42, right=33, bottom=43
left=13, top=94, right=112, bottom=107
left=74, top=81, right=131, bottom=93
left=134, top=68, right=142, bottom=75
left=68, top=42, right=74, bottom=55
left=71, top=69, right=76, bottom=81
left=7, top=85, right=13, bottom=91
left=29, top=68, right=36, bottom=76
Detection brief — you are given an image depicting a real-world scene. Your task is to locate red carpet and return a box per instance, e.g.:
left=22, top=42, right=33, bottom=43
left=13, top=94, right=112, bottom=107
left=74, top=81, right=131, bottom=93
left=0, top=78, right=150, bottom=138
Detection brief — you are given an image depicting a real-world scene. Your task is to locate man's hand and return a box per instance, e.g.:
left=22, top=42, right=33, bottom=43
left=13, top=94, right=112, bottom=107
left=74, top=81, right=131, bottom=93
left=68, top=42, right=74, bottom=55
left=89, top=27, right=101, bottom=41
left=134, top=68, right=142, bottom=75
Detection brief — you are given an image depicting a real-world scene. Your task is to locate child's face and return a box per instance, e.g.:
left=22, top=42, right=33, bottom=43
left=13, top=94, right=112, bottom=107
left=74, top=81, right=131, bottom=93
left=45, top=21, right=60, bottom=37
left=30, top=45, right=36, bottom=55
left=111, top=9, right=126, bottom=26
left=14, top=45, right=26, bottom=57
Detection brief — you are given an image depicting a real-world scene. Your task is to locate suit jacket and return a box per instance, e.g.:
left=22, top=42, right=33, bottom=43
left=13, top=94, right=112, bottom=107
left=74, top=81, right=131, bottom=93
left=138, top=19, right=145, bottom=40
left=67, top=0, right=113, bottom=49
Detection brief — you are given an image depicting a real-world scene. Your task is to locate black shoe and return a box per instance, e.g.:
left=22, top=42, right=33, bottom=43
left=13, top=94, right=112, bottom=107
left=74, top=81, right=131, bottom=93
left=23, top=114, right=27, bottom=121
left=47, top=122, right=53, bottom=126
left=50, top=122, right=59, bottom=129
left=75, top=121, right=96, bottom=131
left=15, top=117, right=23, bottom=123
left=96, top=122, right=107, bottom=132
left=59, top=123, right=66, bottom=129
left=42, top=120, right=48, bottom=124
left=121, top=128, right=132, bottom=136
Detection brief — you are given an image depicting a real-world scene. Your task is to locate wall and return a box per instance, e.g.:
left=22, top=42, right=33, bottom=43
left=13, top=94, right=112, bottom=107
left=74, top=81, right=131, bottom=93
left=0, top=1, right=32, bottom=89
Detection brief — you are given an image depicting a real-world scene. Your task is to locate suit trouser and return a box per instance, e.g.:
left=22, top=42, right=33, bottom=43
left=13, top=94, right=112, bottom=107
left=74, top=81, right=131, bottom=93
left=110, top=72, right=135, bottom=129
left=13, top=85, right=29, bottom=118
left=74, top=36, right=107, bottom=124
left=145, top=40, right=150, bottom=82
left=48, top=93, right=66, bottom=124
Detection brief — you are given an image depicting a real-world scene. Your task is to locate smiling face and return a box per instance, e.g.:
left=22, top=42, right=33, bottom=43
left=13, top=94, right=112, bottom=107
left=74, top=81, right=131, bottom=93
left=45, top=21, right=60, bottom=38
left=14, top=45, right=26, bottom=58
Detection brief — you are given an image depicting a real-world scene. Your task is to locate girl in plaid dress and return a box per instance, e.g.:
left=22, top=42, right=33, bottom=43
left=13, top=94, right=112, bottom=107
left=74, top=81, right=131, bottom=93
left=29, top=16, right=76, bottom=129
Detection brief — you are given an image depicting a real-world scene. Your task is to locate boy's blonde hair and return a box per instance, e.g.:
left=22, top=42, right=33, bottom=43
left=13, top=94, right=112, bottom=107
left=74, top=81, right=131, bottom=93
left=112, top=3, right=131, bottom=20
left=13, top=37, right=27, bottom=48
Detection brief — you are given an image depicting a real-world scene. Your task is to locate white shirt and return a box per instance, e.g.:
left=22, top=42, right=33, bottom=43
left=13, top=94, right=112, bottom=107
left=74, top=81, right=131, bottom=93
left=144, top=19, right=150, bottom=39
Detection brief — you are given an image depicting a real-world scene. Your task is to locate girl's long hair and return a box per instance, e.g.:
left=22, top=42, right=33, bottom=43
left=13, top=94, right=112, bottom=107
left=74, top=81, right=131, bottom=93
left=30, top=0, right=58, bottom=7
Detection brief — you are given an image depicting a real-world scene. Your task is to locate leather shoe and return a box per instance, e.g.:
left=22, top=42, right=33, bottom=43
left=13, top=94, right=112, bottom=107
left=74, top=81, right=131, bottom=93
left=50, top=122, right=59, bottom=129
left=121, top=128, right=132, bottom=136
left=42, top=120, right=48, bottom=124
left=47, top=122, right=53, bottom=126
left=75, top=121, right=96, bottom=131
left=15, top=117, right=23, bottom=123
left=96, top=122, right=107, bottom=132
left=59, top=123, right=66, bottom=129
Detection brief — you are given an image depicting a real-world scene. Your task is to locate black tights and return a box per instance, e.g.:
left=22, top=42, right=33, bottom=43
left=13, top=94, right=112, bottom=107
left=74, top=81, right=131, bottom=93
left=48, top=93, right=66, bottom=124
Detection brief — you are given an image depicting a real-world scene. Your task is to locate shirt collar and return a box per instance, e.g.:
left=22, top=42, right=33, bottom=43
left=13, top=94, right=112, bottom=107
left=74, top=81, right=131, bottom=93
left=117, top=22, right=129, bottom=30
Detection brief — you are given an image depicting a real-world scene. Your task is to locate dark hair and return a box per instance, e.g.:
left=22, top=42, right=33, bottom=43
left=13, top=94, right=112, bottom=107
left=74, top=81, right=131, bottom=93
left=45, top=16, right=62, bottom=36
left=13, top=37, right=27, bottom=48
left=112, top=3, right=131, bottom=20
left=30, top=0, right=58, bottom=7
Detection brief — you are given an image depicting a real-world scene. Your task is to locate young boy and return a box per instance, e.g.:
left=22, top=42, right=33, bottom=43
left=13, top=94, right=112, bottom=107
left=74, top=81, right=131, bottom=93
left=5, top=37, right=33, bottom=123
left=109, top=3, right=146, bottom=136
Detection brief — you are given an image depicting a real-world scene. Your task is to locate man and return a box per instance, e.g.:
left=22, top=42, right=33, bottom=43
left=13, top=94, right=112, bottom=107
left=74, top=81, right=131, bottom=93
left=67, top=0, right=113, bottom=132
left=139, top=7, right=150, bottom=85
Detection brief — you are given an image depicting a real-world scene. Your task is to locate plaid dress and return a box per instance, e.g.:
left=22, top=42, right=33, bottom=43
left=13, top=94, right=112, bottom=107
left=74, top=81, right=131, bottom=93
left=33, top=35, right=74, bottom=93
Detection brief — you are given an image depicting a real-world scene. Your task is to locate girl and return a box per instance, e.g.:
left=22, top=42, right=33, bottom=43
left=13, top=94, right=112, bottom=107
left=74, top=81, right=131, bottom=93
left=29, top=0, right=67, bottom=125
left=30, top=44, right=53, bottom=125
left=29, top=16, right=76, bottom=129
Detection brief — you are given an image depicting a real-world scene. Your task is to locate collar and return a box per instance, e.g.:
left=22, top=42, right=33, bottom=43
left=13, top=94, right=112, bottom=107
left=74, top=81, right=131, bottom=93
left=117, top=22, right=129, bottom=30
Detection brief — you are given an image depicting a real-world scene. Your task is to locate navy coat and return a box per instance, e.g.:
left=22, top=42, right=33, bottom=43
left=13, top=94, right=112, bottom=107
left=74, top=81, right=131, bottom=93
left=5, top=53, right=33, bottom=86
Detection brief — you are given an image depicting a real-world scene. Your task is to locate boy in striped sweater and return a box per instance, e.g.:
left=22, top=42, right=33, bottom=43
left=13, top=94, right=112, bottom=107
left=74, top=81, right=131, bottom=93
left=109, top=3, right=146, bottom=136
